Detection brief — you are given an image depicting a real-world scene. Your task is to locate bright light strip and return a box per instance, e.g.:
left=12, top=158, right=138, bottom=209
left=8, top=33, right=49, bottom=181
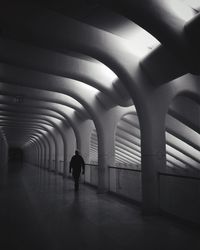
left=55, top=104, right=75, bottom=117
left=181, top=0, right=200, bottom=11
left=166, top=114, right=200, bottom=149
left=115, top=146, right=141, bottom=161
left=116, top=137, right=141, bottom=152
left=166, top=154, right=187, bottom=168
left=115, top=141, right=141, bottom=155
left=166, top=144, right=199, bottom=168
left=90, top=129, right=98, bottom=162
left=166, top=161, right=176, bottom=168
left=94, top=63, right=118, bottom=85
left=168, top=0, right=196, bottom=21
left=166, top=132, right=200, bottom=162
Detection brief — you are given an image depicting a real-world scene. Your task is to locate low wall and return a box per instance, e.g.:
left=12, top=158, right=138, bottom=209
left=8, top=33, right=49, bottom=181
left=159, top=173, right=200, bottom=224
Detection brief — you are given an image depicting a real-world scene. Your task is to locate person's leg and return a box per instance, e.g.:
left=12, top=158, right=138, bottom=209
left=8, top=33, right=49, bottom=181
left=72, top=172, right=77, bottom=190
left=75, top=177, right=79, bottom=191
left=73, top=171, right=80, bottom=191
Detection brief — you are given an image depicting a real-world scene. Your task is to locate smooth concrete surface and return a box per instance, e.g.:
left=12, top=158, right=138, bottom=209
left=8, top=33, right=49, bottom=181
left=0, top=163, right=200, bottom=250
left=159, top=174, right=200, bottom=224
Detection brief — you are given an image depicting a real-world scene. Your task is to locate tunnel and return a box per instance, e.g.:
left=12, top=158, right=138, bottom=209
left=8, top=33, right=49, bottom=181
left=0, top=0, right=200, bottom=249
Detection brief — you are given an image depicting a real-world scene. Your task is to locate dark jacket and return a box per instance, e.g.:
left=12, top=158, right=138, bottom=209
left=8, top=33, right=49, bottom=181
left=69, top=154, right=85, bottom=175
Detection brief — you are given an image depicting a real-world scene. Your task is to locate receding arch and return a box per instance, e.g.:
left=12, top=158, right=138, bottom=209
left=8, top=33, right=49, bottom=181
left=108, top=108, right=142, bottom=202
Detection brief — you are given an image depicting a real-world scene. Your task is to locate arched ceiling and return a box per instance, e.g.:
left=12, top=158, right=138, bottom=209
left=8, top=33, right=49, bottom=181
left=0, top=0, right=199, bottom=149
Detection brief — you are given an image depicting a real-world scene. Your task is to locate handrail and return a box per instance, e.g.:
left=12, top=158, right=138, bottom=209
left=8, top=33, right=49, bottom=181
left=158, top=172, right=200, bottom=181
left=85, top=164, right=142, bottom=172
left=108, top=166, right=141, bottom=172
left=59, top=160, right=64, bottom=169
left=85, top=164, right=99, bottom=167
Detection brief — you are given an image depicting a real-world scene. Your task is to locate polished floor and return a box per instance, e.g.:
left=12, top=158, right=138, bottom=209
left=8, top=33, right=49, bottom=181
left=0, top=163, right=200, bottom=250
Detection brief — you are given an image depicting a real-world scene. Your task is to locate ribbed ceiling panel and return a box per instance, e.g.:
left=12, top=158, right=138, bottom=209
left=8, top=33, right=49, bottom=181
left=89, top=129, right=98, bottom=164
left=166, top=103, right=200, bottom=171
left=115, top=113, right=141, bottom=168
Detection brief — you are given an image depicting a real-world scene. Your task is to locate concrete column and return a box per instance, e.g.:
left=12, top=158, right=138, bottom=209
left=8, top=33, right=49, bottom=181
left=96, top=106, right=134, bottom=193
left=141, top=118, right=166, bottom=214
left=137, top=85, right=168, bottom=215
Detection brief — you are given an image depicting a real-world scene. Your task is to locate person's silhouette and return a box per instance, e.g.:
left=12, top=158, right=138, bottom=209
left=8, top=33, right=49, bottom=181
left=69, top=150, right=85, bottom=191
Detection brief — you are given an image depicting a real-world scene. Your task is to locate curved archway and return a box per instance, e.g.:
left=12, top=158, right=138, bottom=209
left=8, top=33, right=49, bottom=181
left=108, top=109, right=142, bottom=202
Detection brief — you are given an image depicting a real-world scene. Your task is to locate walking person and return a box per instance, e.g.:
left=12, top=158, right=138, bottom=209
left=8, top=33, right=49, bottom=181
left=69, top=150, right=85, bottom=191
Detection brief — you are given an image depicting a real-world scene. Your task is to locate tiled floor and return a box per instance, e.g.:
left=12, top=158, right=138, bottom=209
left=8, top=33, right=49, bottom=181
left=0, top=163, right=200, bottom=250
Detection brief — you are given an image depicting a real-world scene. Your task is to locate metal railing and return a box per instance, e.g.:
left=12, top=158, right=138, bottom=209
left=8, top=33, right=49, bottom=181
left=108, top=166, right=142, bottom=202
left=108, top=166, right=141, bottom=190
left=158, top=172, right=200, bottom=181
left=59, top=160, right=64, bottom=175
left=84, top=163, right=98, bottom=186
left=52, top=160, right=55, bottom=172
left=85, top=163, right=99, bottom=167
left=108, top=165, right=141, bottom=172
left=47, top=159, right=51, bottom=170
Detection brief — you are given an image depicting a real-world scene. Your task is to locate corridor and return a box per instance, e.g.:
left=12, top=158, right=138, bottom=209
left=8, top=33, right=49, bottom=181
left=0, top=1, right=200, bottom=248
left=0, top=163, right=200, bottom=250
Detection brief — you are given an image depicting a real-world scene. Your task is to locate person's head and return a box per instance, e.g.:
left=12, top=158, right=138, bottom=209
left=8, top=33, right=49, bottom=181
left=75, top=150, right=79, bottom=155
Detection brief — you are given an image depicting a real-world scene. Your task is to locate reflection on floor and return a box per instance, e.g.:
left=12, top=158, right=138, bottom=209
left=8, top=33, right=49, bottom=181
left=0, top=163, right=200, bottom=250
